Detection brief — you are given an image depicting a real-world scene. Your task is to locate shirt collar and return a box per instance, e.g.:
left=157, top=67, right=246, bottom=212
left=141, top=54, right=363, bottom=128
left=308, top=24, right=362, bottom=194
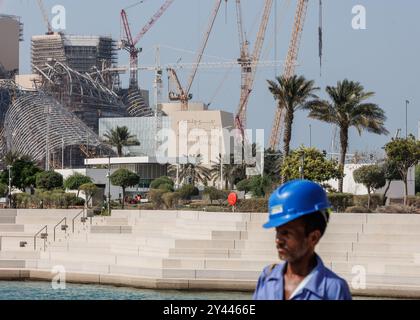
left=267, top=254, right=327, bottom=299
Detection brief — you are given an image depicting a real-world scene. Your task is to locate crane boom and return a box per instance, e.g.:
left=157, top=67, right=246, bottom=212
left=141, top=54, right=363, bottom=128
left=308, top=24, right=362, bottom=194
left=133, top=0, right=175, bottom=45
left=185, top=0, right=223, bottom=98
left=269, top=0, right=309, bottom=151
left=120, top=0, right=175, bottom=87
left=234, top=0, right=273, bottom=136
left=36, top=0, right=53, bottom=34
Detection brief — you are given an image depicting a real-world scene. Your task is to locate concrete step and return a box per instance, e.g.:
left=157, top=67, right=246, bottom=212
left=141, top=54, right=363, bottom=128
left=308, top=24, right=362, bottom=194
left=0, top=251, right=41, bottom=259
left=0, top=224, right=24, bottom=232
left=352, top=242, right=420, bottom=254
left=362, top=224, right=420, bottom=234
left=0, top=217, right=16, bottom=224
left=0, top=259, right=26, bottom=268
left=0, top=209, right=18, bottom=217
left=90, top=225, right=132, bottom=234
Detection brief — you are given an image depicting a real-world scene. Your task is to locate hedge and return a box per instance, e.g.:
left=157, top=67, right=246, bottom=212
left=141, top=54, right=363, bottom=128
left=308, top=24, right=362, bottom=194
left=328, top=193, right=354, bottom=212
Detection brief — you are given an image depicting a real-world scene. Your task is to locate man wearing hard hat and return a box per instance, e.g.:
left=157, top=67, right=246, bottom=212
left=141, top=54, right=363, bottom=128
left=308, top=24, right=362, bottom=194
left=253, top=179, right=352, bottom=300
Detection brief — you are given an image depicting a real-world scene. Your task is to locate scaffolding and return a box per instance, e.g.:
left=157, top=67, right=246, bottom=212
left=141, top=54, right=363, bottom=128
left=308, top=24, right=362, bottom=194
left=32, top=34, right=118, bottom=88
left=33, top=61, right=127, bottom=132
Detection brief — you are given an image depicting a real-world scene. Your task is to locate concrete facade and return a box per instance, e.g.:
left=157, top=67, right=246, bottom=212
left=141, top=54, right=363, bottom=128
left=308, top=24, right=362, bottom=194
left=328, top=163, right=415, bottom=198
left=0, top=15, right=22, bottom=76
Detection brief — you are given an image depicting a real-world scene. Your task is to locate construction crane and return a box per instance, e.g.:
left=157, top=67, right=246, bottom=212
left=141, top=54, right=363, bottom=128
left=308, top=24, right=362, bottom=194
left=120, top=0, right=175, bottom=88
left=36, top=0, right=53, bottom=34
left=269, top=0, right=309, bottom=151
left=167, top=0, right=223, bottom=111
left=234, top=0, right=274, bottom=138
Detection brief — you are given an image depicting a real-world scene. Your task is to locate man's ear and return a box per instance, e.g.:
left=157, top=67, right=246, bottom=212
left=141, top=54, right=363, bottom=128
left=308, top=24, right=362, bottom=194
left=309, top=230, right=322, bottom=246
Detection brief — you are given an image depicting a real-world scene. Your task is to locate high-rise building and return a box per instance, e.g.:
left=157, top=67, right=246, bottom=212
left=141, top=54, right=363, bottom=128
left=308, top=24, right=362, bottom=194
left=0, top=14, right=23, bottom=78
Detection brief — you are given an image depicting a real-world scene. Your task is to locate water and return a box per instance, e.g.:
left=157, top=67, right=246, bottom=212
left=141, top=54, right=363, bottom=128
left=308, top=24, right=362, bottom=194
left=0, top=281, right=401, bottom=300
left=0, top=281, right=252, bottom=300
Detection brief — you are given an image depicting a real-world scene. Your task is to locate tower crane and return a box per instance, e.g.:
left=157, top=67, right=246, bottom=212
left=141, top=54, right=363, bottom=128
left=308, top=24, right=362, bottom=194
left=234, top=0, right=273, bottom=138
left=269, top=0, right=309, bottom=151
left=36, top=0, right=53, bottom=34
left=120, top=0, right=175, bottom=88
left=167, top=0, right=223, bottom=111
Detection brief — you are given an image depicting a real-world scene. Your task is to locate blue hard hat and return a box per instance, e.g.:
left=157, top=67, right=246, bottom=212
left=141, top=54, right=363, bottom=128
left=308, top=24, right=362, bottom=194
left=263, top=179, right=331, bottom=229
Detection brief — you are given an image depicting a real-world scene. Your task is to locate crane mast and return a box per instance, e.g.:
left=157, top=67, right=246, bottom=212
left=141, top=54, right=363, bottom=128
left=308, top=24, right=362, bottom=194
left=120, top=0, right=175, bottom=88
left=269, top=0, right=309, bottom=150
left=36, top=0, right=53, bottom=34
left=234, top=0, right=273, bottom=137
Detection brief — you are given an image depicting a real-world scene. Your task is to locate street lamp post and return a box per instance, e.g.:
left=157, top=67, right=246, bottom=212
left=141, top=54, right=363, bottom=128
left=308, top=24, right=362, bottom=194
left=406, top=100, right=410, bottom=138
left=309, top=124, right=312, bottom=148
left=108, top=157, right=112, bottom=213
left=7, top=165, right=12, bottom=208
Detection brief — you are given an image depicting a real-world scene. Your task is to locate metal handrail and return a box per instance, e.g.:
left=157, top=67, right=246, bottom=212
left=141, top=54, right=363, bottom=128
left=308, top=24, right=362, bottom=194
left=53, top=217, right=67, bottom=241
left=72, top=209, right=85, bottom=233
left=34, top=225, right=48, bottom=251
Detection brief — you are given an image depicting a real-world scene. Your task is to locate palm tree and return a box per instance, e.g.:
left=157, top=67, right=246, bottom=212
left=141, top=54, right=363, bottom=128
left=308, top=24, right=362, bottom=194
left=210, top=154, right=247, bottom=190
left=304, top=80, right=389, bottom=192
left=103, top=126, right=140, bottom=157
left=268, top=75, right=319, bottom=157
left=168, top=155, right=211, bottom=187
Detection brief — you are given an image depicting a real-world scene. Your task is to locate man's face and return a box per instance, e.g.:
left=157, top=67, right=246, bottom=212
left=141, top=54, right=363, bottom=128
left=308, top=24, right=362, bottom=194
left=275, top=218, right=318, bottom=263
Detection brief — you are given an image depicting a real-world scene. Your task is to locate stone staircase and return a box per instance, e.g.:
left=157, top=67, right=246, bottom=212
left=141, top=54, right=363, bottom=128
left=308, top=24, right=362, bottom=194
left=1, top=209, right=420, bottom=297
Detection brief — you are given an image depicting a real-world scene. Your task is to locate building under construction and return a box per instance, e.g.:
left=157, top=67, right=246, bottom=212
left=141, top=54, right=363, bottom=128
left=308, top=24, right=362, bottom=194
left=31, top=34, right=117, bottom=81
left=31, top=33, right=153, bottom=131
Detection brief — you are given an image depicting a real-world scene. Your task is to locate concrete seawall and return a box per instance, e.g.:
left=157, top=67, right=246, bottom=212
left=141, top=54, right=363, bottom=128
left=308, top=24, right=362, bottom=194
left=1, top=209, right=420, bottom=298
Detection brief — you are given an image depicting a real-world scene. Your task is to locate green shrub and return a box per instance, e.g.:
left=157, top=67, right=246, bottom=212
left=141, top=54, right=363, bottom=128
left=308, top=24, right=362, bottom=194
left=162, top=192, right=181, bottom=209
left=344, top=206, right=372, bottom=213
left=14, top=193, right=32, bottom=208
left=375, top=205, right=418, bottom=214
left=203, top=187, right=229, bottom=204
left=0, top=183, right=8, bottom=197
left=158, top=183, right=174, bottom=192
left=139, top=203, right=155, bottom=210
left=150, top=176, right=174, bottom=190
left=353, top=194, right=383, bottom=210
left=72, top=197, right=85, bottom=206
left=177, top=184, right=198, bottom=200
left=328, top=193, right=354, bottom=212
left=149, top=189, right=167, bottom=209
left=405, top=196, right=420, bottom=208
left=236, top=179, right=251, bottom=193
left=236, top=198, right=268, bottom=213
left=35, top=171, right=63, bottom=190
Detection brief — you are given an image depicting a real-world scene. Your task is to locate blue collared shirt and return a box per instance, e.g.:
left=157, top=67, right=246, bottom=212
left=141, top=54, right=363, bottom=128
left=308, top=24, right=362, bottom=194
left=253, top=254, right=352, bottom=300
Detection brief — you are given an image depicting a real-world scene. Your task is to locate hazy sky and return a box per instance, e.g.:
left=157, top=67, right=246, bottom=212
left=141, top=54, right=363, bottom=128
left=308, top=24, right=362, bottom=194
left=1, top=0, right=419, bottom=155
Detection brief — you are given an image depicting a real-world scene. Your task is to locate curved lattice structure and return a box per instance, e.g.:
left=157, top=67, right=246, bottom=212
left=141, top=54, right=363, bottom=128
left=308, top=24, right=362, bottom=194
left=4, top=92, right=114, bottom=163
left=126, top=86, right=154, bottom=117
left=34, top=61, right=127, bottom=131
left=0, top=79, right=24, bottom=155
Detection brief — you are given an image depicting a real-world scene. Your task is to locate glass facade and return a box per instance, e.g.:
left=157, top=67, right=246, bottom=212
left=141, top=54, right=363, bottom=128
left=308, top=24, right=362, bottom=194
left=99, top=116, right=170, bottom=157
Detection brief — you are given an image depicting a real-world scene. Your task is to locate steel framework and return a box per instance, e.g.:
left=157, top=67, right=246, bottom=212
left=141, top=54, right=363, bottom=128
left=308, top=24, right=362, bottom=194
left=33, top=61, right=127, bottom=131
left=4, top=91, right=114, bottom=164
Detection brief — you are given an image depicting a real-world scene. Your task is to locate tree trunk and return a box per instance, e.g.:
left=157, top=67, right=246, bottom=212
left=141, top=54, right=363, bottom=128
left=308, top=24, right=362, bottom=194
left=403, top=173, right=408, bottom=206
left=367, top=189, right=371, bottom=209
left=338, top=126, right=349, bottom=193
left=383, top=180, right=391, bottom=205
left=282, top=108, right=294, bottom=158
left=117, top=145, right=122, bottom=157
